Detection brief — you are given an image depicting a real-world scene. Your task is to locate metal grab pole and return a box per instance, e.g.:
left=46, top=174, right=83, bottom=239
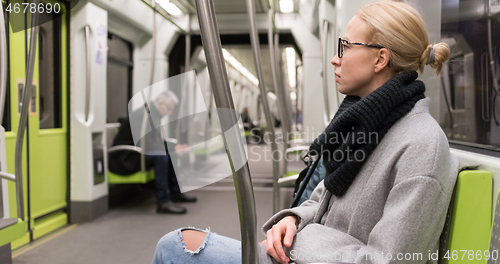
left=139, top=1, right=157, bottom=173
left=15, top=2, right=39, bottom=221
left=0, top=2, right=7, bottom=124
left=268, top=9, right=292, bottom=205
left=175, top=14, right=191, bottom=140
left=246, top=0, right=281, bottom=214
left=194, top=1, right=258, bottom=263
left=321, top=20, right=331, bottom=122
left=84, top=25, right=91, bottom=122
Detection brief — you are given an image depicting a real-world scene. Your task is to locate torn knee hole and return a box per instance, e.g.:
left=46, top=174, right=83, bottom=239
left=180, top=230, right=208, bottom=254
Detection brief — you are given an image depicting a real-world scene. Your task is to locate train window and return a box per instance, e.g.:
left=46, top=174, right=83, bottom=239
left=439, top=0, right=500, bottom=149
left=107, top=33, right=133, bottom=123
left=38, top=13, right=62, bottom=129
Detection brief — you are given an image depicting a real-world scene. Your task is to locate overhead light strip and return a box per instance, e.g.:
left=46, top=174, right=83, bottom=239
left=279, top=0, right=294, bottom=13
left=222, top=49, right=259, bottom=86
left=156, top=0, right=184, bottom=17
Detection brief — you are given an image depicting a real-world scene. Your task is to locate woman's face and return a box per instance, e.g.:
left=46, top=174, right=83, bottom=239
left=331, top=16, right=379, bottom=98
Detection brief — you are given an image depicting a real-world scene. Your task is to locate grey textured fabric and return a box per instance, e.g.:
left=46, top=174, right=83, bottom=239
left=258, top=98, right=459, bottom=264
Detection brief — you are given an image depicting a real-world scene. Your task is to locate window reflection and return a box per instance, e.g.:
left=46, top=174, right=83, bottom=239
left=440, top=0, right=500, bottom=148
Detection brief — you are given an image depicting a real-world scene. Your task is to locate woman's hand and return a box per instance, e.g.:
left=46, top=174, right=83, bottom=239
left=261, top=215, right=298, bottom=264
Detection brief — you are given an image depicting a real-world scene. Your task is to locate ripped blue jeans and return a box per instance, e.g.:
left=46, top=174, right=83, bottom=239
left=151, top=227, right=242, bottom=264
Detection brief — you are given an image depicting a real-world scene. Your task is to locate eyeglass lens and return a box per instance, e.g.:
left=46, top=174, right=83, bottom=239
left=338, top=38, right=342, bottom=58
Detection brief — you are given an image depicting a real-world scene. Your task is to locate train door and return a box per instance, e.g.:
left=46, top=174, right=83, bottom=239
left=27, top=5, right=68, bottom=242
left=6, top=2, right=68, bottom=248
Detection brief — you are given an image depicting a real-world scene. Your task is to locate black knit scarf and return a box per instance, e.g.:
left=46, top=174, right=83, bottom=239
left=309, top=71, right=425, bottom=197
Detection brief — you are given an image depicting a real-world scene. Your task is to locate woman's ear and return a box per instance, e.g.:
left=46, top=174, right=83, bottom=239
left=374, top=48, right=391, bottom=73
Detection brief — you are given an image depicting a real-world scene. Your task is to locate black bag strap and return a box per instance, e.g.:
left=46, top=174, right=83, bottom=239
left=290, top=157, right=320, bottom=208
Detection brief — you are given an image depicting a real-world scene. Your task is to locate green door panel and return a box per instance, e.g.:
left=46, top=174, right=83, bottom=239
left=28, top=7, right=68, bottom=236
left=29, top=132, right=67, bottom=218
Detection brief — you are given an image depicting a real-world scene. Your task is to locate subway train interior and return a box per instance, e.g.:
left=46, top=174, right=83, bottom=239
left=0, top=0, right=499, bottom=263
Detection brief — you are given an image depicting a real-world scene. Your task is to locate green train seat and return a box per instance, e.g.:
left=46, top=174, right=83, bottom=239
left=0, top=219, right=26, bottom=249
left=106, top=124, right=155, bottom=184
left=439, top=169, right=493, bottom=264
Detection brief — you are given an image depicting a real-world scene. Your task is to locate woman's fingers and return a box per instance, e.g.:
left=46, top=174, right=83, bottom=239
left=265, top=230, right=285, bottom=263
left=272, top=226, right=289, bottom=263
left=265, top=216, right=299, bottom=264
left=283, top=224, right=296, bottom=247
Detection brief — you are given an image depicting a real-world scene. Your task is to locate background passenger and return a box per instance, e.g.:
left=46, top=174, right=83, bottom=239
left=152, top=0, right=457, bottom=263
left=109, top=90, right=196, bottom=214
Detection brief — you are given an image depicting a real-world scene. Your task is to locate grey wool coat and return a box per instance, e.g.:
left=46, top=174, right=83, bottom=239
left=258, top=98, right=459, bottom=264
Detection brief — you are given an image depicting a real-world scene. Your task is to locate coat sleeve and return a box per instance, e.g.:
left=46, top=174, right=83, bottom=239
left=287, top=176, right=452, bottom=264
left=261, top=181, right=327, bottom=235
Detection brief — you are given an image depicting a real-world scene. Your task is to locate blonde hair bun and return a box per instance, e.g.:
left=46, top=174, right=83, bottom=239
left=419, top=43, right=450, bottom=75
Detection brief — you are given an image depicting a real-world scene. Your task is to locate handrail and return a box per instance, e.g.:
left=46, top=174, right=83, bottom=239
left=15, top=1, right=39, bottom=221
left=285, top=145, right=309, bottom=155
left=268, top=9, right=294, bottom=195
left=139, top=1, right=157, bottom=173
left=0, top=2, right=7, bottom=125
left=268, top=8, right=286, bottom=213
left=440, top=74, right=454, bottom=140
left=288, top=138, right=308, bottom=145
left=481, top=52, right=490, bottom=122
left=487, top=15, right=499, bottom=126
left=164, top=137, right=178, bottom=145
left=108, top=145, right=143, bottom=153
left=175, top=14, right=191, bottom=141
left=84, top=25, right=91, bottom=123
left=321, top=20, right=330, bottom=122
left=0, top=172, right=16, bottom=182
left=246, top=0, right=280, bottom=215
left=194, top=0, right=258, bottom=263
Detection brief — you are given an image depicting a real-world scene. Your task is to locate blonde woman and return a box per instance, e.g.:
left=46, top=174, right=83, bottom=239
left=152, top=1, right=458, bottom=263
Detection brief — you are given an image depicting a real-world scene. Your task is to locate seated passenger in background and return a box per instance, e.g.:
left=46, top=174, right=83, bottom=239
left=152, top=0, right=458, bottom=262
left=241, top=107, right=254, bottom=130
left=109, top=90, right=196, bottom=214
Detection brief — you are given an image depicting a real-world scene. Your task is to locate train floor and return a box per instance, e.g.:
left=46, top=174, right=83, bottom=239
left=11, top=143, right=305, bottom=264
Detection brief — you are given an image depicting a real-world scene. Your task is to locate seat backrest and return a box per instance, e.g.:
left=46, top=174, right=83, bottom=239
left=106, top=123, right=121, bottom=149
left=439, top=170, right=492, bottom=264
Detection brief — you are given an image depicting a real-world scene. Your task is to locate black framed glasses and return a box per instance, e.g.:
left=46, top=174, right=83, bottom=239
left=338, top=38, right=385, bottom=58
